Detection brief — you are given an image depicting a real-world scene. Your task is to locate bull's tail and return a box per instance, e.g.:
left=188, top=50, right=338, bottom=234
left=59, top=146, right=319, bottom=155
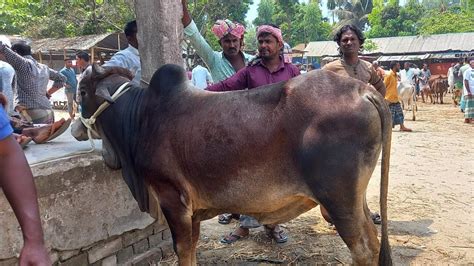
left=366, top=90, right=393, bottom=266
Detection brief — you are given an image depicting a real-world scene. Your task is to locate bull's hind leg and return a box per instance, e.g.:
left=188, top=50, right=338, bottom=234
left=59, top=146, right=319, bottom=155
left=319, top=196, right=379, bottom=265
left=191, top=219, right=201, bottom=265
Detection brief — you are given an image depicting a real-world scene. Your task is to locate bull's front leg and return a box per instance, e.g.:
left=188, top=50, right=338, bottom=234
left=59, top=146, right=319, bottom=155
left=152, top=183, right=197, bottom=266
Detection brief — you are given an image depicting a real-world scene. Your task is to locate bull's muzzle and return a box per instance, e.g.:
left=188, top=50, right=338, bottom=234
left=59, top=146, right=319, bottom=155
left=71, top=119, right=101, bottom=141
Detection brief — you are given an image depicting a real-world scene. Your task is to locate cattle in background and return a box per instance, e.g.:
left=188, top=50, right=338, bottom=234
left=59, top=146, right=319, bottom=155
left=72, top=64, right=393, bottom=266
left=420, top=83, right=432, bottom=103
left=398, top=81, right=417, bottom=121
left=429, top=75, right=449, bottom=104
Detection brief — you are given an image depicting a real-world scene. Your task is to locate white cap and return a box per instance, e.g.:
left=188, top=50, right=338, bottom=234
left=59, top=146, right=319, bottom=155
left=0, top=35, right=11, bottom=47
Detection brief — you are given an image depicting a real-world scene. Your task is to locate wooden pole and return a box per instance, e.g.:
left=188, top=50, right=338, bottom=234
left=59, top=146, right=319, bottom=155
left=91, top=47, right=95, bottom=63
left=117, top=33, right=121, bottom=50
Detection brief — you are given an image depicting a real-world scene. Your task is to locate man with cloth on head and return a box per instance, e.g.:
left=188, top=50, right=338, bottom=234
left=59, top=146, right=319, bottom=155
left=207, top=24, right=299, bottom=92
left=181, top=0, right=253, bottom=83
left=182, top=0, right=254, bottom=225
left=207, top=24, right=300, bottom=245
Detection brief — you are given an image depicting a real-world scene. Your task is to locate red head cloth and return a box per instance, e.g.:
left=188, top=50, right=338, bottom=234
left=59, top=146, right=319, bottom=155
left=257, top=25, right=283, bottom=44
left=211, top=19, right=245, bottom=40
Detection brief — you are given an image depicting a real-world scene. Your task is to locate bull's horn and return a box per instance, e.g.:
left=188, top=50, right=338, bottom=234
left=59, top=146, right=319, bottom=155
left=92, top=63, right=106, bottom=76
left=95, top=87, right=114, bottom=104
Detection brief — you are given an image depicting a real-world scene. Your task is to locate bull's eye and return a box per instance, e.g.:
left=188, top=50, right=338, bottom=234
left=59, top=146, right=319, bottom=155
left=80, top=91, right=86, bottom=96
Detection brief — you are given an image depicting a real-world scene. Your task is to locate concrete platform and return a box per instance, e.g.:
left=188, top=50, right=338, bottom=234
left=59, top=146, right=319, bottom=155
left=1, top=121, right=170, bottom=265
left=24, top=123, right=102, bottom=165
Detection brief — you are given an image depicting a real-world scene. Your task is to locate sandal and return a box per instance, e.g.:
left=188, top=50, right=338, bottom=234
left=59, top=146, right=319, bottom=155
left=218, top=213, right=238, bottom=225
left=220, top=230, right=248, bottom=244
left=371, top=212, right=382, bottom=225
left=45, top=118, right=71, bottom=142
left=265, top=226, right=288, bottom=243
left=33, top=118, right=71, bottom=144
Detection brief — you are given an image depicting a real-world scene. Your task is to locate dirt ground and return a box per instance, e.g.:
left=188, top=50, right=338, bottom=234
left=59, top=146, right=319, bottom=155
left=154, top=95, right=473, bottom=265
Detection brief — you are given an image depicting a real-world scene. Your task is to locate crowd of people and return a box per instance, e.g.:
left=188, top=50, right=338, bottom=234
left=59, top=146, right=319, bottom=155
left=371, top=57, right=474, bottom=124
left=1, top=1, right=473, bottom=262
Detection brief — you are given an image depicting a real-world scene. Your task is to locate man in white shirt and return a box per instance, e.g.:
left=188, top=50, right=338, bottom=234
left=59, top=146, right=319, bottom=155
left=400, top=62, right=415, bottom=84
left=462, top=58, right=474, bottom=123
left=0, top=35, right=15, bottom=114
left=0, top=61, right=15, bottom=114
left=191, top=59, right=213, bottom=89
left=447, top=63, right=455, bottom=93
left=104, top=20, right=141, bottom=85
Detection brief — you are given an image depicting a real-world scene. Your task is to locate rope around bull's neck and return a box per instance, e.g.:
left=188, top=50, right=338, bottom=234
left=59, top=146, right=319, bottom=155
left=80, top=82, right=131, bottom=152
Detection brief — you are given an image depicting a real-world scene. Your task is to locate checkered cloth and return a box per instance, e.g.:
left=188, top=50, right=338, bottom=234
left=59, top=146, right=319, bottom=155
left=0, top=44, right=65, bottom=110
left=389, top=102, right=404, bottom=126
left=464, top=95, right=474, bottom=119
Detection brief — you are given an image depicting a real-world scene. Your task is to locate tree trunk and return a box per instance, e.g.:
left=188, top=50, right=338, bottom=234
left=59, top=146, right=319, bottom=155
left=133, top=0, right=183, bottom=85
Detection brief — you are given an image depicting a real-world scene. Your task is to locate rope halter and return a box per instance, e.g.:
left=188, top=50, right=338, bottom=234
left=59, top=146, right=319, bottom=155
left=80, top=82, right=131, bottom=151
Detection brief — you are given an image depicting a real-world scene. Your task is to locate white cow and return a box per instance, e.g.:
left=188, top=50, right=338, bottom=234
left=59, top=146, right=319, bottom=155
left=398, top=81, right=417, bottom=121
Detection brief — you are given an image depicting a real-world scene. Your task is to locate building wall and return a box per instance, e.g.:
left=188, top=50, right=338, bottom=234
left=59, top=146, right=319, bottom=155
left=429, top=62, right=452, bottom=76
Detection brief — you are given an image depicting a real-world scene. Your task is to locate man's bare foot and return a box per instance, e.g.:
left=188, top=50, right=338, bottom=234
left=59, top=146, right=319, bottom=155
left=465, top=118, right=472, bottom=123
left=400, top=126, right=412, bottom=132
left=13, top=133, right=32, bottom=148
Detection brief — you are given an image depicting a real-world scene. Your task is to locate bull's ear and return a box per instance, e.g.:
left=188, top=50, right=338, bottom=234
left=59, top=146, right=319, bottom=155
left=92, top=63, right=105, bottom=76
left=95, top=86, right=114, bottom=104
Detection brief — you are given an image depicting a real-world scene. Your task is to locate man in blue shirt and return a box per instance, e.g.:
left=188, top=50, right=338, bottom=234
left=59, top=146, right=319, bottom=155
left=0, top=103, right=51, bottom=265
left=59, top=58, right=77, bottom=119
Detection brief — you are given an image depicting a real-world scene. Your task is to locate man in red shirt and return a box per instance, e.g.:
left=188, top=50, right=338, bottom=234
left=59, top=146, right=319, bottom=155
left=209, top=24, right=300, bottom=245
left=208, top=25, right=299, bottom=92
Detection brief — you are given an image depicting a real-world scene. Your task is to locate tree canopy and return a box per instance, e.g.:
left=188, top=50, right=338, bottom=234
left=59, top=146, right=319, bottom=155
left=0, top=0, right=472, bottom=50
left=251, top=0, right=332, bottom=46
left=0, top=0, right=135, bottom=38
left=366, top=0, right=473, bottom=37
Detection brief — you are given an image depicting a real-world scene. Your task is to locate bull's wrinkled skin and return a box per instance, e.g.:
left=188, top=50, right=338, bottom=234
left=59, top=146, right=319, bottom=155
left=72, top=64, right=393, bottom=266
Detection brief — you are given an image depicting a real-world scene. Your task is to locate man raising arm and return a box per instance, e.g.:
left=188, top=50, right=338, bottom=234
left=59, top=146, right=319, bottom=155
left=182, top=0, right=253, bottom=83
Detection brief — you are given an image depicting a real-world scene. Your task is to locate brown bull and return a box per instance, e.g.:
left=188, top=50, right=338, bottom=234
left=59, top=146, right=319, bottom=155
left=72, top=64, right=393, bottom=265
left=429, top=76, right=449, bottom=104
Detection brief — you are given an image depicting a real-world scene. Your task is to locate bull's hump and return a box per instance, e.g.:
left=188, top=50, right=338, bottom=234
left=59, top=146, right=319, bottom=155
left=149, top=64, right=187, bottom=95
